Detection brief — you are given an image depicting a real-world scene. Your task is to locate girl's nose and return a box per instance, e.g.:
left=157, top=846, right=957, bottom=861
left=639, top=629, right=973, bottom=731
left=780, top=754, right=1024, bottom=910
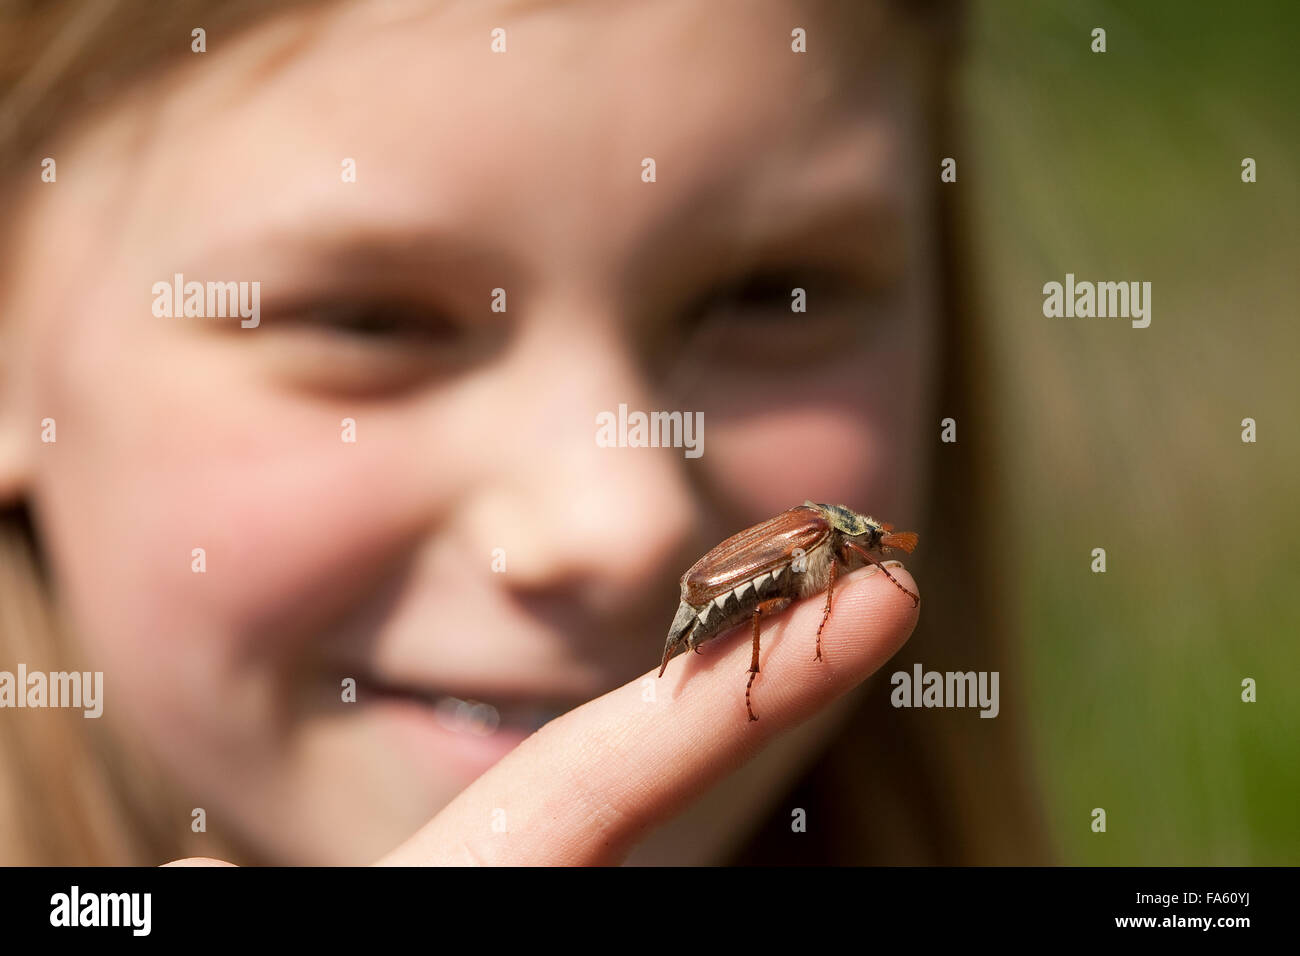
left=464, top=319, right=699, bottom=607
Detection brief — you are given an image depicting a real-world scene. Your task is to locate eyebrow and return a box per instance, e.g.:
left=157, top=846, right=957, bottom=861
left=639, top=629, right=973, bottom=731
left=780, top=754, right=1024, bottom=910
left=620, top=184, right=908, bottom=318
left=181, top=222, right=534, bottom=310
left=178, top=170, right=903, bottom=314
left=668, top=118, right=908, bottom=281
left=295, top=230, right=518, bottom=288
left=741, top=192, right=906, bottom=271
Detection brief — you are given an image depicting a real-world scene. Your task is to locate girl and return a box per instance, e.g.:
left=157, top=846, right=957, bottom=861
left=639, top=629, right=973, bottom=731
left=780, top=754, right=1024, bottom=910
left=0, top=0, right=1047, bottom=865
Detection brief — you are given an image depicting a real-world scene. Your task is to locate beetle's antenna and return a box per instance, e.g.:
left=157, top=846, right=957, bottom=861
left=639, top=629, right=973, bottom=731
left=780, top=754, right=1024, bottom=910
left=881, top=531, right=918, bottom=553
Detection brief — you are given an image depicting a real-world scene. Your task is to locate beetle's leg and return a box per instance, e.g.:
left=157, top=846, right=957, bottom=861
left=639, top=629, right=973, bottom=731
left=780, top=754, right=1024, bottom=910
left=815, top=555, right=837, bottom=662
left=746, top=609, right=761, bottom=721
left=845, top=541, right=920, bottom=606
left=745, top=597, right=793, bottom=721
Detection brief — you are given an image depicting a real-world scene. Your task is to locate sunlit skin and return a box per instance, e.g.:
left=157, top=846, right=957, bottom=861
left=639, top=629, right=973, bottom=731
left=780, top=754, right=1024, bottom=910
left=0, top=0, right=934, bottom=864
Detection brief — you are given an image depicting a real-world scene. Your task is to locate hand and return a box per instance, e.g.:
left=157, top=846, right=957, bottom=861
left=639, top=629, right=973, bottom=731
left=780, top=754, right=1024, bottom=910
left=165, top=563, right=919, bottom=866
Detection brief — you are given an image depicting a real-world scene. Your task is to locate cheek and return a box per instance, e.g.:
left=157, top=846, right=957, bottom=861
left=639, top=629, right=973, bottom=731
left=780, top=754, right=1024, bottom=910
left=24, top=320, right=450, bottom=756
left=705, top=404, right=888, bottom=515
left=699, top=329, right=934, bottom=519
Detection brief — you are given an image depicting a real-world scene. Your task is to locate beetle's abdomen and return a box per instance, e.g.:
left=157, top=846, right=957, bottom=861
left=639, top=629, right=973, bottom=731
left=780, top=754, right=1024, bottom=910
left=685, top=547, right=834, bottom=649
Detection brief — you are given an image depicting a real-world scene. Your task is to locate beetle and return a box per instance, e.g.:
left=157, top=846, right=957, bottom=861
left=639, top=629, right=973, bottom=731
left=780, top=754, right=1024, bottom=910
left=658, top=501, right=919, bottom=721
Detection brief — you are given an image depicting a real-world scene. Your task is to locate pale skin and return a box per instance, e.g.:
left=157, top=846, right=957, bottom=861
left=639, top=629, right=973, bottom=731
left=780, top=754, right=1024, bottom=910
left=0, top=0, right=934, bottom=865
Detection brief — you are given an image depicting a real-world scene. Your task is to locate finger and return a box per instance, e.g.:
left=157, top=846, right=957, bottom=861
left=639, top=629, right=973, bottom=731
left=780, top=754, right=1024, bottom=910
left=160, top=857, right=238, bottom=866
left=378, top=563, right=919, bottom=866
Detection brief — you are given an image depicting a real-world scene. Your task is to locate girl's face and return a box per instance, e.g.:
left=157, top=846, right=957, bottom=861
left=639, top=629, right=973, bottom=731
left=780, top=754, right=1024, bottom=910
left=0, top=0, right=937, bottom=863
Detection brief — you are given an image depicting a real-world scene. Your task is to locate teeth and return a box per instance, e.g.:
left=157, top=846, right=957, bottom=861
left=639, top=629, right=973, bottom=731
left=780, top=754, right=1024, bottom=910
left=431, top=695, right=569, bottom=735
left=434, top=696, right=500, bottom=736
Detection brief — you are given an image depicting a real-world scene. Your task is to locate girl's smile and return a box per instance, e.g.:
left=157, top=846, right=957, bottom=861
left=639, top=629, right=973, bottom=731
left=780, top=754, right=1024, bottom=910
left=0, top=0, right=941, bottom=865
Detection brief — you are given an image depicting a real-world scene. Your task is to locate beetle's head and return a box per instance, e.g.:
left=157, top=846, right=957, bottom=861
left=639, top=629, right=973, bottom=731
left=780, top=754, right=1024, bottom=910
left=803, top=501, right=878, bottom=542
left=803, top=500, right=918, bottom=554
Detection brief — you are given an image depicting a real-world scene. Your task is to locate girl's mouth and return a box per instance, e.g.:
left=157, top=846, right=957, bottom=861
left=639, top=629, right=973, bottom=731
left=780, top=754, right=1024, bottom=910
left=353, top=676, right=578, bottom=735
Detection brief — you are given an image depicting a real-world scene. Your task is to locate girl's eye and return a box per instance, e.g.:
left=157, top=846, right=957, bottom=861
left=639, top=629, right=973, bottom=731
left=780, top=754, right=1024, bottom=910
left=712, top=271, right=822, bottom=314
left=680, top=267, right=886, bottom=367
left=308, top=301, right=463, bottom=344
left=256, top=298, right=491, bottom=396
left=695, top=268, right=869, bottom=324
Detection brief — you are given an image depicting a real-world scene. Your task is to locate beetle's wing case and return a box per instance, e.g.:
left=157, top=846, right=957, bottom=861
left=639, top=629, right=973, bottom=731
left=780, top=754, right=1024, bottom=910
left=681, top=505, right=832, bottom=605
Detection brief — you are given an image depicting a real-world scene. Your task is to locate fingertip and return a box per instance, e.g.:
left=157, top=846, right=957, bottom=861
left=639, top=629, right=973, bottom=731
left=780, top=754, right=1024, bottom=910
left=160, top=857, right=238, bottom=867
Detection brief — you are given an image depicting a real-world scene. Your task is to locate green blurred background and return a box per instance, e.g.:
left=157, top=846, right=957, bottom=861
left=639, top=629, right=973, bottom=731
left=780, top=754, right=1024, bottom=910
left=962, top=0, right=1298, bottom=863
